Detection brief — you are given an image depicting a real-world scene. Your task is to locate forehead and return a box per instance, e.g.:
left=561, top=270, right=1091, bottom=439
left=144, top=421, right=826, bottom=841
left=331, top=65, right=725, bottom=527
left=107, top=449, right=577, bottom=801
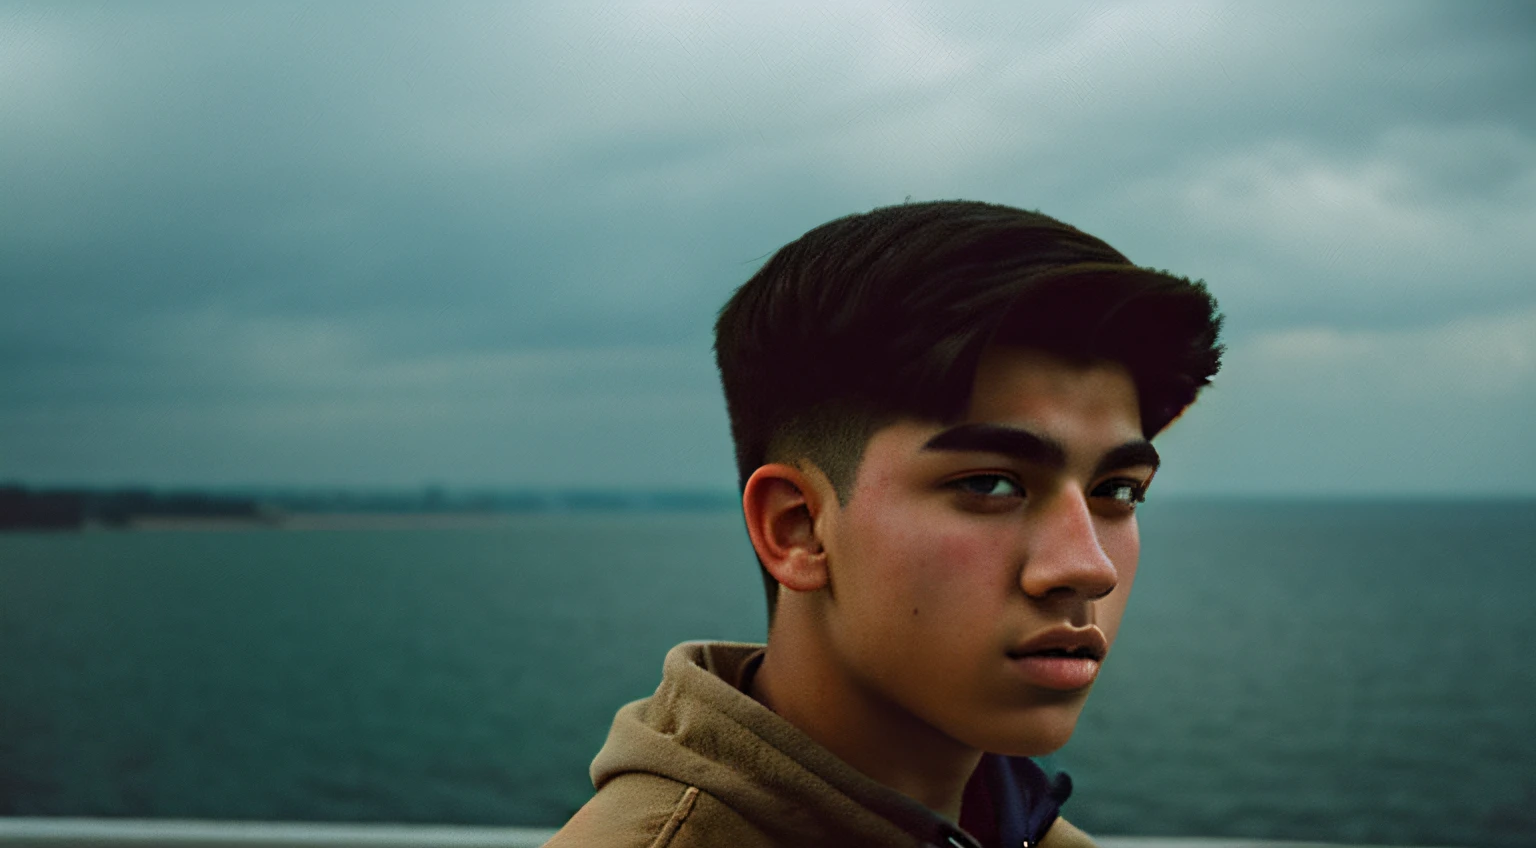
left=849, top=346, right=1145, bottom=487
left=964, top=346, right=1142, bottom=435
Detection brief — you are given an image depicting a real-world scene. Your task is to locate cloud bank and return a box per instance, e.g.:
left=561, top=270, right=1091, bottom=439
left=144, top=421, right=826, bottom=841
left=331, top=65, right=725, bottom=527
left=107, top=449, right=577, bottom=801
left=2, top=1, right=1531, bottom=494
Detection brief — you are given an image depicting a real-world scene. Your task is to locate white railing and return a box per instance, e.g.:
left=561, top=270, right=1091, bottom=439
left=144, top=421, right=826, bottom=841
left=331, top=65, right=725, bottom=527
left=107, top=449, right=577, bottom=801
left=0, top=818, right=1428, bottom=848
left=0, top=819, right=556, bottom=847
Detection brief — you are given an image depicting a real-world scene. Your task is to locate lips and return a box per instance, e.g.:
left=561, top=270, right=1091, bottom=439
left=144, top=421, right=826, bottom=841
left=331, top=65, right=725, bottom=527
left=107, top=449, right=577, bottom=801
left=1007, top=626, right=1108, bottom=662
left=1006, top=627, right=1108, bottom=691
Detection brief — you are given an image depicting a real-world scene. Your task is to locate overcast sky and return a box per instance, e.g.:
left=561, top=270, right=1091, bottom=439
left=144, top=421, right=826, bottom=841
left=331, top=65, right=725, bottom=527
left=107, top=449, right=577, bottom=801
left=2, top=1, right=1532, bottom=496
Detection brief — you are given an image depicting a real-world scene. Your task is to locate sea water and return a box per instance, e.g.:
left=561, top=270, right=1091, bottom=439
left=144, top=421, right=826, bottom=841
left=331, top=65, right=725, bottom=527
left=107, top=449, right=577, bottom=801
left=1, top=500, right=1532, bottom=846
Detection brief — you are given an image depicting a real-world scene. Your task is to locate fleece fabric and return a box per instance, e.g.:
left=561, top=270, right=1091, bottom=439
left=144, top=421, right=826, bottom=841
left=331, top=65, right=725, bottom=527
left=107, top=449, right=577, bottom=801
left=544, top=641, right=1097, bottom=848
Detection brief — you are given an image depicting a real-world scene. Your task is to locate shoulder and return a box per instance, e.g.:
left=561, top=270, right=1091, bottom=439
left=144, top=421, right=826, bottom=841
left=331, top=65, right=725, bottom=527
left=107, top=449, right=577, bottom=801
left=543, top=774, right=777, bottom=848
left=543, top=773, right=688, bottom=848
left=1039, top=816, right=1099, bottom=848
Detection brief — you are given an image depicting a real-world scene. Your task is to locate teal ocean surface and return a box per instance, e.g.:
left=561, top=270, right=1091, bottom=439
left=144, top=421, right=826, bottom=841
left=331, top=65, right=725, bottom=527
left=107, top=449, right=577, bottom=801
left=2, top=500, right=1533, bottom=846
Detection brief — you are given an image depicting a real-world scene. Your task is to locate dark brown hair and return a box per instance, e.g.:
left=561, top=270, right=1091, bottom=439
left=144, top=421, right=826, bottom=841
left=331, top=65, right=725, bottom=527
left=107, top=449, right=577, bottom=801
left=714, top=200, right=1222, bottom=616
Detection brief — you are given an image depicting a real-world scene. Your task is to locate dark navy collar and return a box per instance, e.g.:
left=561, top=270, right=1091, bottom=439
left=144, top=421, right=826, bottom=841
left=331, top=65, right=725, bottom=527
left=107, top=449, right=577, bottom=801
left=958, top=754, right=1073, bottom=848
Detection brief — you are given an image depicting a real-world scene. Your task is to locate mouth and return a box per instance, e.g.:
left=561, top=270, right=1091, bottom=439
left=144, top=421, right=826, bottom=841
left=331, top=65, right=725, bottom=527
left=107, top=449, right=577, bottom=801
left=1006, top=645, right=1104, bottom=661
left=1005, top=627, right=1109, bottom=691
left=1007, top=626, right=1109, bottom=662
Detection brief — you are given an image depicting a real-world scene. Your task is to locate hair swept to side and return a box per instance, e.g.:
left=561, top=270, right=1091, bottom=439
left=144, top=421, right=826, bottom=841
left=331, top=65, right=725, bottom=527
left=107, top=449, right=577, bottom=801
left=714, top=199, right=1223, bottom=616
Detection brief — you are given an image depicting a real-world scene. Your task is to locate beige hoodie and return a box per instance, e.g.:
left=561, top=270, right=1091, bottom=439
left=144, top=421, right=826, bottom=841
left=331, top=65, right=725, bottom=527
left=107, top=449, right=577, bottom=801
left=545, top=642, right=1097, bottom=848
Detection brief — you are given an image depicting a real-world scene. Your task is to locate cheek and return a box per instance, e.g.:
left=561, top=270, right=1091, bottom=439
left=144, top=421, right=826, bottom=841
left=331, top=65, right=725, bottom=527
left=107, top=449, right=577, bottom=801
left=929, top=529, right=1015, bottom=587
left=897, top=519, right=1019, bottom=620
left=1108, top=532, right=1139, bottom=584
left=1098, top=526, right=1141, bottom=644
left=873, top=514, right=1018, bottom=615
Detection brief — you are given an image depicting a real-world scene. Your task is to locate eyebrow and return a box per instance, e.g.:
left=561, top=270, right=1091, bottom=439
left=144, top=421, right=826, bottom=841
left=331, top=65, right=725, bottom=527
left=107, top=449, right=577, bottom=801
left=920, top=423, right=1161, bottom=476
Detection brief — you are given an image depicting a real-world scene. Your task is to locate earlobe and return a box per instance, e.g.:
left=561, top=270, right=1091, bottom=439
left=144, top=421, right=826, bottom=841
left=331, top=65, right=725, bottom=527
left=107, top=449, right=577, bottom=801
left=742, top=464, right=830, bottom=593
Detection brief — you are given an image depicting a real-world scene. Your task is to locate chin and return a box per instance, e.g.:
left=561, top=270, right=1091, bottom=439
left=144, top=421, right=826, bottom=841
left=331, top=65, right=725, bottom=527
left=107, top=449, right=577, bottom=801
left=961, top=700, right=1087, bottom=757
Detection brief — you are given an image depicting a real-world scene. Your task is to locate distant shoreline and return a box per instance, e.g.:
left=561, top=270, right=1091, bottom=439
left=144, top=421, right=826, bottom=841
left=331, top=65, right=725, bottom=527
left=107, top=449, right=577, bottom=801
left=6, top=485, right=1532, bottom=534
left=118, top=512, right=534, bottom=532
left=14, top=508, right=745, bottom=534
left=0, top=483, right=742, bottom=532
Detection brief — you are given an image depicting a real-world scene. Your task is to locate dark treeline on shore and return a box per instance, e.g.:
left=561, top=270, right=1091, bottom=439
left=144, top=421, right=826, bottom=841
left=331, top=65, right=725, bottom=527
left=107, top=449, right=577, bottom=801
left=0, top=483, right=740, bottom=531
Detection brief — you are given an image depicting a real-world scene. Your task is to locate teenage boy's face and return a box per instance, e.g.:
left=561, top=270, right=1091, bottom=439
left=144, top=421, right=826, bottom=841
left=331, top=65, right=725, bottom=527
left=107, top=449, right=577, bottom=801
left=814, top=346, right=1156, bottom=755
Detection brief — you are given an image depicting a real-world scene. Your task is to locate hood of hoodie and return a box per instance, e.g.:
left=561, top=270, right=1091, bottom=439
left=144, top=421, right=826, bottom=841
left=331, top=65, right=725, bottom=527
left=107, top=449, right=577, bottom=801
left=589, top=641, right=984, bottom=847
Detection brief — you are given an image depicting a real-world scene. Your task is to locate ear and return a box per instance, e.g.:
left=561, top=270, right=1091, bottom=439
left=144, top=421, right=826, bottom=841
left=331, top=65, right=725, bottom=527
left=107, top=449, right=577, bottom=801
left=741, top=463, right=831, bottom=593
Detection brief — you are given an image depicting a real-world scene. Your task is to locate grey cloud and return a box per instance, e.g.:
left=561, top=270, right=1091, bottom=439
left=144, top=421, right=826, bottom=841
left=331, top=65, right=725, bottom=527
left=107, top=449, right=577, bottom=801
left=2, top=1, right=1532, bottom=490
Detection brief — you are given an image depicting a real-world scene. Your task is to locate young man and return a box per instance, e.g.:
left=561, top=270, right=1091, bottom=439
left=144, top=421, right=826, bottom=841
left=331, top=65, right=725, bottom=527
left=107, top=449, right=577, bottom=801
left=547, top=201, right=1222, bottom=847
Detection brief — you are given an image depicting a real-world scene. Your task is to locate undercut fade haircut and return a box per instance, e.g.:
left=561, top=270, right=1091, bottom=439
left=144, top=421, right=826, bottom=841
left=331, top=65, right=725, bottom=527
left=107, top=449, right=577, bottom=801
left=714, top=200, right=1223, bottom=618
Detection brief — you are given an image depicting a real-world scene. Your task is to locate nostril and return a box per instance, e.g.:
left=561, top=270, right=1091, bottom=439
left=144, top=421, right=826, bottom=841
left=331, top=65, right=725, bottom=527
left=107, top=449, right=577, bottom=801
left=1034, top=585, right=1080, bottom=601
left=1021, top=556, right=1119, bottom=600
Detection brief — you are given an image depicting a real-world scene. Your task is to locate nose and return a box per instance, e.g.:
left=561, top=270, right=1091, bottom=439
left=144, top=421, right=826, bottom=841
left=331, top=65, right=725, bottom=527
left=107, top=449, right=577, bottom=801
left=1019, top=488, right=1119, bottom=601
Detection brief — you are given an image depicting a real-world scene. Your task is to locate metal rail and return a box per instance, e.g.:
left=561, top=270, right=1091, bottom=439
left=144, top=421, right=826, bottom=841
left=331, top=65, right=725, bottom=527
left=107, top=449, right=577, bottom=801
left=0, top=818, right=1430, bottom=848
left=0, top=819, right=555, bottom=848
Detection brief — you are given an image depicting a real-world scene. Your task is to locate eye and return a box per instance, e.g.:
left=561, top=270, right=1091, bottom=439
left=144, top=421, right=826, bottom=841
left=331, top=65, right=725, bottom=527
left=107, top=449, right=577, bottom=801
left=949, top=474, right=1023, bottom=499
left=1092, top=478, right=1147, bottom=510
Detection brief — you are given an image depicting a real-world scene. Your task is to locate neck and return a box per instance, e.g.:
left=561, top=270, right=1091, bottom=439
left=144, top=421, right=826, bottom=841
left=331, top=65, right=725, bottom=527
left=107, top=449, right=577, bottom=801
left=749, top=603, right=982, bottom=820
